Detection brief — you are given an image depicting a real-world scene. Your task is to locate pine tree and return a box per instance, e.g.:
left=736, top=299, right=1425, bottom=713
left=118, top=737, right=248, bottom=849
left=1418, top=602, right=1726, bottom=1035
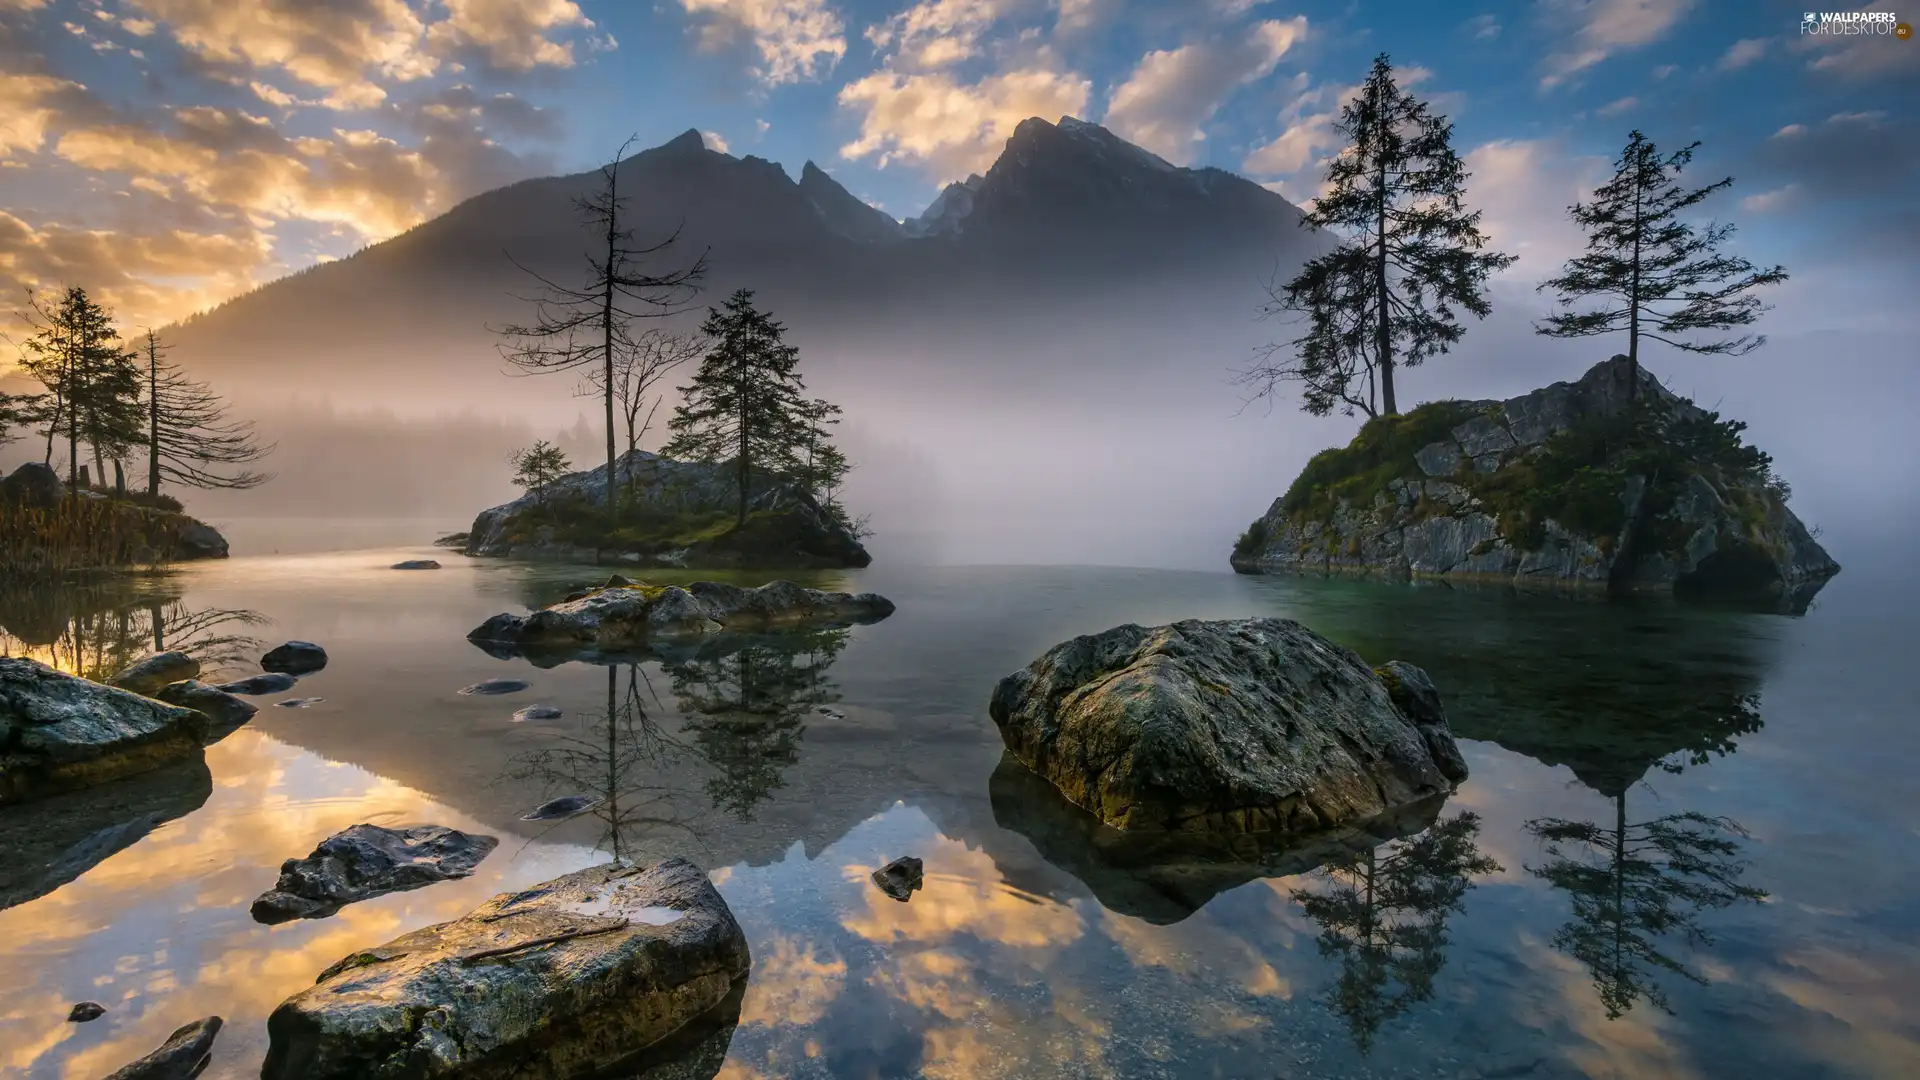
left=1537, top=132, right=1788, bottom=403
left=663, top=290, right=827, bottom=527
left=1240, top=55, right=1514, bottom=417
left=17, top=287, right=143, bottom=491
left=0, top=390, right=47, bottom=448
left=511, top=440, right=572, bottom=518
left=142, top=330, right=274, bottom=496
left=496, top=136, right=707, bottom=528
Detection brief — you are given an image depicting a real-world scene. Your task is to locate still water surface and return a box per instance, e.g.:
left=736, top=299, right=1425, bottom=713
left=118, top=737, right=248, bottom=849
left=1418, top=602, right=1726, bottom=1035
left=0, top=544, right=1913, bottom=1079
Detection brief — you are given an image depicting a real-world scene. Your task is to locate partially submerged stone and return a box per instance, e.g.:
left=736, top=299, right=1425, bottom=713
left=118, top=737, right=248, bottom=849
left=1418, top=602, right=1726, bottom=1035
left=460, top=678, right=529, bottom=696
left=68, top=1001, right=106, bottom=1022
left=872, top=856, right=924, bottom=902
left=392, top=559, right=442, bottom=570
left=154, top=680, right=259, bottom=739
left=252, top=824, right=499, bottom=924
left=218, top=672, right=299, bottom=696
left=103, top=1016, right=223, bottom=1080
left=522, top=794, right=600, bottom=821
left=468, top=579, right=894, bottom=657
left=1, top=657, right=209, bottom=805
left=988, top=618, right=1468, bottom=835
left=262, top=641, right=329, bottom=675
left=108, top=652, right=200, bottom=697
left=262, top=857, right=751, bottom=1080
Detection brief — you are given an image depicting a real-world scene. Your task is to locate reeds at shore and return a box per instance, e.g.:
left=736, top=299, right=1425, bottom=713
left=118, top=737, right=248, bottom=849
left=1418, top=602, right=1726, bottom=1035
left=0, top=499, right=180, bottom=579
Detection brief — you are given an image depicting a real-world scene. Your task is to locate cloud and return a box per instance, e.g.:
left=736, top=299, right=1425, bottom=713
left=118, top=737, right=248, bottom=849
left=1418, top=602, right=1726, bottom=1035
left=1102, top=17, right=1306, bottom=165
left=424, top=0, right=595, bottom=71
left=1717, top=37, right=1768, bottom=71
left=681, top=0, right=847, bottom=84
left=1242, top=65, right=1434, bottom=181
left=701, top=129, right=730, bottom=153
left=1540, top=0, right=1694, bottom=89
left=1740, top=183, right=1797, bottom=213
left=1467, top=13, right=1500, bottom=39
left=838, top=62, right=1091, bottom=176
left=1650, top=63, right=1677, bottom=79
left=864, top=0, right=1022, bottom=71
left=123, top=0, right=436, bottom=108
left=1596, top=95, right=1637, bottom=116
left=1461, top=138, right=1611, bottom=280
left=0, top=72, right=88, bottom=157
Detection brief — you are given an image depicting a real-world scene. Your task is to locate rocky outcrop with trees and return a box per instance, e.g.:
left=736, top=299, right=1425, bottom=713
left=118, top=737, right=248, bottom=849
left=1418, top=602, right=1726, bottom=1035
left=1230, top=357, right=1838, bottom=607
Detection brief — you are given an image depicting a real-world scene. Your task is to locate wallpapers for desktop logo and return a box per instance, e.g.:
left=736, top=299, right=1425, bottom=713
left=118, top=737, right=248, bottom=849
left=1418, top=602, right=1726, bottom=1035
left=1801, top=10, right=1909, bottom=36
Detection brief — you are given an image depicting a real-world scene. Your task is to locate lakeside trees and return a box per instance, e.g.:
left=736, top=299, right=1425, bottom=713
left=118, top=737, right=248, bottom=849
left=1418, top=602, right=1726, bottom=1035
left=1536, top=131, right=1788, bottom=402
left=497, top=136, right=709, bottom=527
left=141, top=331, right=273, bottom=497
left=1242, top=55, right=1513, bottom=419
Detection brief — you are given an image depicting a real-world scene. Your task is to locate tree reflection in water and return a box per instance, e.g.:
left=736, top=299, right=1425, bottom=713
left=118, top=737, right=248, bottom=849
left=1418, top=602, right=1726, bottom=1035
left=0, top=579, right=265, bottom=681
left=1524, top=692, right=1768, bottom=1019
left=1292, top=812, right=1502, bottom=1054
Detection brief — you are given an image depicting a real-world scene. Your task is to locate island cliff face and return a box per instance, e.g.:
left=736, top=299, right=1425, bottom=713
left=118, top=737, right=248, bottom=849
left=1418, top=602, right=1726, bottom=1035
left=1230, top=357, right=1839, bottom=609
left=465, top=449, right=870, bottom=570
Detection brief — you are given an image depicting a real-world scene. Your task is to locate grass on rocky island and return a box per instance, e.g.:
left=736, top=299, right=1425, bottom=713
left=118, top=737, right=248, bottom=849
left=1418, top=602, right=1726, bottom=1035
left=506, top=494, right=788, bottom=554
left=0, top=499, right=183, bottom=579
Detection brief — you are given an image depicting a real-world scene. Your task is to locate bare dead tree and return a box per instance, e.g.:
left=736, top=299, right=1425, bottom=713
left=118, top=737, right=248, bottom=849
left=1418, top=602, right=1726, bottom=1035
left=142, top=330, right=274, bottom=496
left=494, top=136, right=709, bottom=528
left=574, top=326, right=705, bottom=467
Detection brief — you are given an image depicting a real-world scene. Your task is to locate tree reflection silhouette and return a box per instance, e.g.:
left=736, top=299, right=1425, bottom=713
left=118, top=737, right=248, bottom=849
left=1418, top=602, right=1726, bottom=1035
left=0, top=580, right=264, bottom=680
left=664, top=629, right=847, bottom=820
left=1292, top=812, right=1501, bottom=1054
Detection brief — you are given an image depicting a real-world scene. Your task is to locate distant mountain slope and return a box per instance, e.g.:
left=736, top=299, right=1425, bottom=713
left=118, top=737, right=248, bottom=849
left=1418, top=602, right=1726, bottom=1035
left=166, top=118, right=1316, bottom=402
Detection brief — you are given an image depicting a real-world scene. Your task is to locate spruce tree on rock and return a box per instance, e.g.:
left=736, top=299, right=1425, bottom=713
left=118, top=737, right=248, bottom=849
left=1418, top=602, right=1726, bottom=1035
left=1536, top=131, right=1787, bottom=403
left=664, top=290, right=818, bottom=528
left=1242, top=55, right=1514, bottom=417
left=17, top=287, right=143, bottom=491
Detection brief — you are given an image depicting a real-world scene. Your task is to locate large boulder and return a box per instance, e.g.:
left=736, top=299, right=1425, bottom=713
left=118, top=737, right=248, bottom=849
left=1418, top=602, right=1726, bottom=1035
left=108, top=652, right=201, bottom=697
left=0, top=658, right=210, bottom=805
left=154, top=680, right=259, bottom=739
left=988, top=618, right=1467, bottom=835
left=173, top=519, right=229, bottom=559
left=262, top=641, right=329, bottom=675
left=252, top=824, right=499, bottom=924
left=262, top=856, right=750, bottom=1080
left=469, top=579, right=894, bottom=656
left=3, top=462, right=64, bottom=507
left=1231, top=356, right=1841, bottom=609
left=463, top=448, right=871, bottom=569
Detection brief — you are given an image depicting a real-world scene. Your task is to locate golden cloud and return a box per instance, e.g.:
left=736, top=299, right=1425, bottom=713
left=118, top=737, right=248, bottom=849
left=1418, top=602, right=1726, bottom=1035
left=838, top=64, right=1092, bottom=177
left=427, top=0, right=595, bottom=71
left=681, top=0, right=848, bottom=85
left=0, top=72, right=88, bottom=158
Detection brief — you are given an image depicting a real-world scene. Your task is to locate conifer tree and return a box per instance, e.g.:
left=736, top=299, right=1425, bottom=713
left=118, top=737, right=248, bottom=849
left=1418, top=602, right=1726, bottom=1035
left=142, top=330, right=273, bottom=496
left=17, top=287, right=142, bottom=491
left=663, top=290, right=829, bottom=527
left=1536, top=131, right=1788, bottom=402
left=1242, top=55, right=1514, bottom=417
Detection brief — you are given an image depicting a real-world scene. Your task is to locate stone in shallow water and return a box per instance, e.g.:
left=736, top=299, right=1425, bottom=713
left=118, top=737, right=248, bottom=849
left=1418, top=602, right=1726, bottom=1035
left=522, top=795, right=601, bottom=821
left=511, top=705, right=563, bottom=723
left=261, top=641, right=328, bottom=675
left=871, top=856, right=924, bottom=902
left=261, top=858, right=750, bottom=1080
left=67, top=1001, right=105, bottom=1022
left=102, top=1016, right=223, bottom=1080
left=154, top=680, right=258, bottom=738
left=107, top=651, right=200, bottom=697
left=217, top=672, right=299, bottom=696
left=252, top=824, right=499, bottom=924
left=460, top=678, right=529, bottom=696
left=277, top=697, right=326, bottom=709
left=392, top=559, right=442, bottom=570
left=0, top=657, right=209, bottom=805
left=988, top=618, right=1467, bottom=835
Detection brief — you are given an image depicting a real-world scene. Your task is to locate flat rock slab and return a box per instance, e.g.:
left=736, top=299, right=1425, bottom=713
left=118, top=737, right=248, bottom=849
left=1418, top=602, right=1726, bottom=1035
left=468, top=580, right=894, bottom=656
left=218, top=672, right=299, bottom=696
left=988, top=618, right=1468, bottom=835
left=108, top=652, right=201, bottom=697
left=253, top=824, right=500, bottom=924
left=103, top=1016, right=223, bottom=1080
left=262, top=857, right=751, bottom=1080
left=154, top=680, right=258, bottom=739
left=392, top=560, right=442, bottom=570
left=1, top=658, right=209, bottom=805
left=262, top=641, right=329, bottom=675
left=460, top=678, right=529, bottom=696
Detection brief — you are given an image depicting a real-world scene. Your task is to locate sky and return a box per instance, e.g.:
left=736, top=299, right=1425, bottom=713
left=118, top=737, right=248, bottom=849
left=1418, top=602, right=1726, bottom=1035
left=0, top=0, right=1913, bottom=346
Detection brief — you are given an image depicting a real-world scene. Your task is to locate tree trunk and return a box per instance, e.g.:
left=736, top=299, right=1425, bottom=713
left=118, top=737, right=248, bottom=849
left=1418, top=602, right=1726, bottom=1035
left=602, top=262, right=618, bottom=530
left=736, top=362, right=750, bottom=528
left=1375, top=154, right=1396, bottom=416
left=113, top=459, right=125, bottom=497
left=1627, top=153, right=1644, bottom=405
left=148, top=334, right=161, bottom=496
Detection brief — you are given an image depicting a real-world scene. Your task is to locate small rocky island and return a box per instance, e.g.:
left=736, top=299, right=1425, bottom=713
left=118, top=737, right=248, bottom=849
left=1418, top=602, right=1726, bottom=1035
left=2, top=462, right=229, bottom=571
left=990, top=618, right=1467, bottom=836
left=1231, top=357, right=1839, bottom=607
left=469, top=578, right=895, bottom=657
left=462, top=449, right=871, bottom=569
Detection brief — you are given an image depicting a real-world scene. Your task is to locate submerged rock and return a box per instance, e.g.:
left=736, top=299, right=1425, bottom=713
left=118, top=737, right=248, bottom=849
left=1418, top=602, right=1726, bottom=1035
left=262, top=641, right=328, bottom=675
left=252, top=824, right=499, bottom=924
left=68, top=1001, right=106, bottom=1022
left=1231, top=356, right=1840, bottom=607
left=261, top=857, right=751, bottom=1080
left=108, top=652, right=200, bottom=697
left=103, top=1016, right=223, bottom=1080
left=277, top=697, right=326, bottom=709
left=392, top=559, right=441, bottom=570
left=989, top=618, right=1467, bottom=835
left=522, top=795, right=600, bottom=821
left=871, top=856, right=924, bottom=902
left=432, top=531, right=470, bottom=549
left=468, top=579, right=894, bottom=657
left=0, top=657, right=209, bottom=805
left=0, top=757, right=213, bottom=913
left=217, top=672, right=299, bottom=696
left=460, top=678, right=529, bottom=696
left=154, top=680, right=259, bottom=738
left=511, top=705, right=563, bottom=723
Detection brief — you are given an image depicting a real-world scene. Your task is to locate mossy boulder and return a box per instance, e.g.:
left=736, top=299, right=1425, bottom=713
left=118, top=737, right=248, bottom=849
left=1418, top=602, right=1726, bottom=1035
left=1, top=657, right=210, bottom=805
left=1230, top=356, right=1839, bottom=609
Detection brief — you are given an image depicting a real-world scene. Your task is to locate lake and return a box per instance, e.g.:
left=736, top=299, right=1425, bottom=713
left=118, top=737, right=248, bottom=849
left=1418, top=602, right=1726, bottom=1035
left=0, top=540, right=1913, bottom=1079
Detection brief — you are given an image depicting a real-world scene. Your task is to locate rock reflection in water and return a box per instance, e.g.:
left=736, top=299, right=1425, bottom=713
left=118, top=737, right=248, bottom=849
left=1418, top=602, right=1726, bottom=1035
left=0, top=756, right=213, bottom=913
left=0, top=578, right=266, bottom=683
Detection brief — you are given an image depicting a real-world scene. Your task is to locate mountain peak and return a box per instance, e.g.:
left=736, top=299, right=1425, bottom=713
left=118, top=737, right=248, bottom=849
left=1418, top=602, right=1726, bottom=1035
left=798, top=160, right=902, bottom=243
left=661, top=128, right=705, bottom=153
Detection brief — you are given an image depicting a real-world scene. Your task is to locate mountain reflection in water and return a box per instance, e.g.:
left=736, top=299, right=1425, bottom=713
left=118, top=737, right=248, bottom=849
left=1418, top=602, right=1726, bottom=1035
left=0, top=551, right=1913, bottom=1079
